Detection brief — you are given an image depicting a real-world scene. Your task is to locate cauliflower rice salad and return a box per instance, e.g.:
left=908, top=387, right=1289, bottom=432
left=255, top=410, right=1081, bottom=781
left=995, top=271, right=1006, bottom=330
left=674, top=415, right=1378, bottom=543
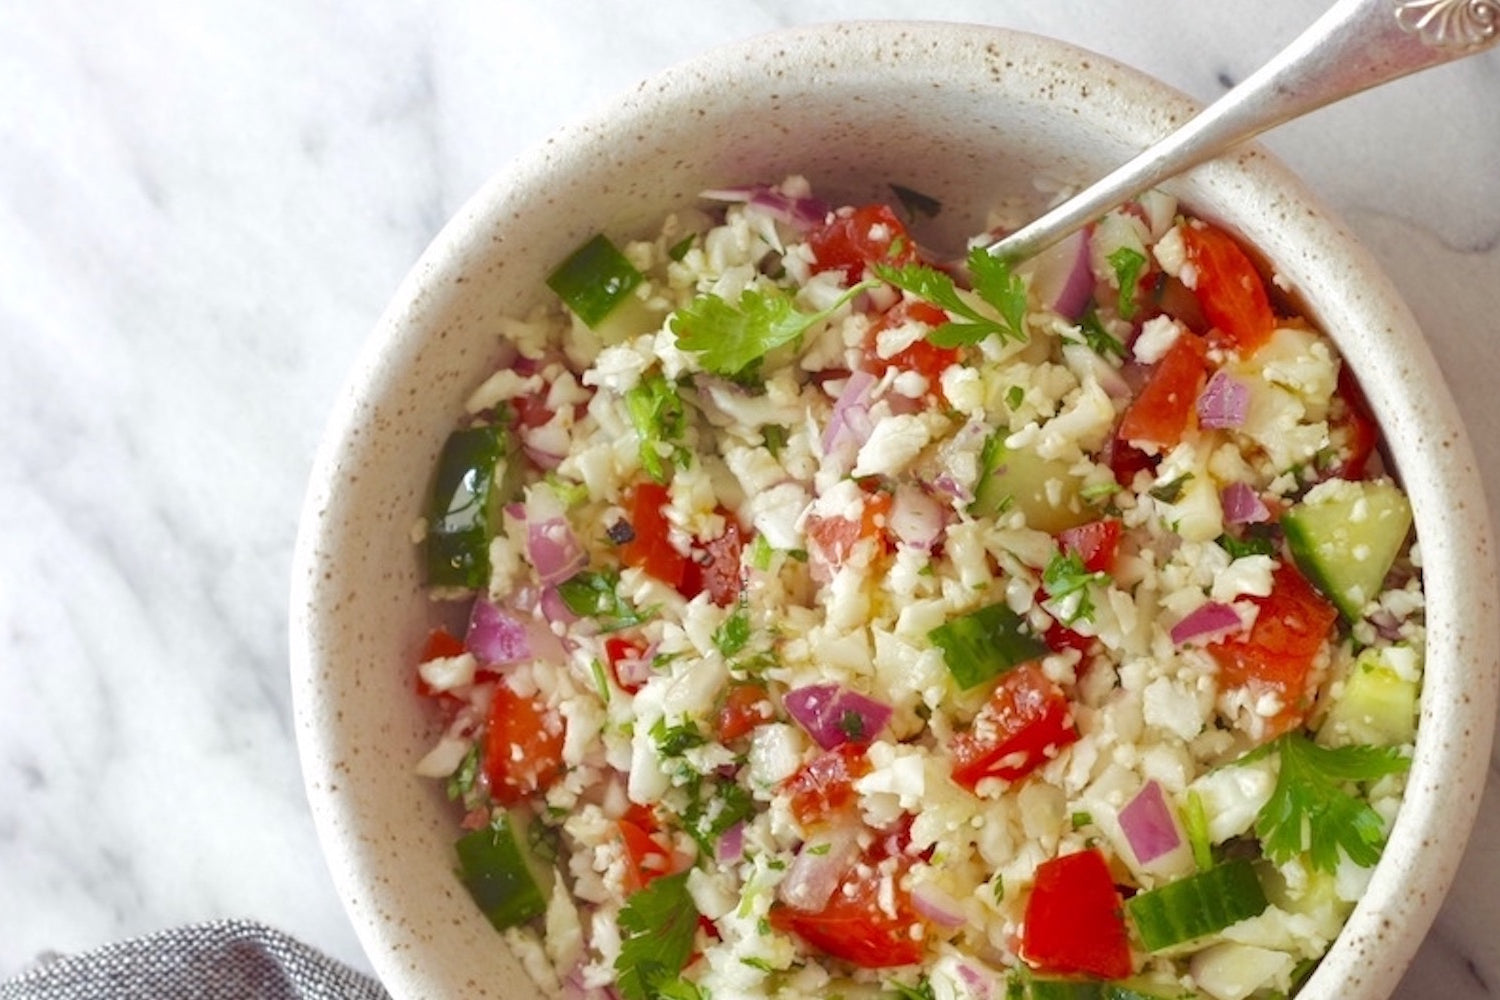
left=410, top=177, right=1423, bottom=1000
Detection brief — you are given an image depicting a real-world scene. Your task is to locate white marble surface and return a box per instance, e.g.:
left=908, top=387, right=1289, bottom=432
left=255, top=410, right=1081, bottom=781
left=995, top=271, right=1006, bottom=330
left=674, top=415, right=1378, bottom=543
left=2, top=0, right=1498, bottom=995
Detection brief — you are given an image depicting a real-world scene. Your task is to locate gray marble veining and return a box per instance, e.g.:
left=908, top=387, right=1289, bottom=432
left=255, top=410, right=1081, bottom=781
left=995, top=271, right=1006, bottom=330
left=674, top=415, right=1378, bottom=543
left=2, top=1, right=1497, bottom=995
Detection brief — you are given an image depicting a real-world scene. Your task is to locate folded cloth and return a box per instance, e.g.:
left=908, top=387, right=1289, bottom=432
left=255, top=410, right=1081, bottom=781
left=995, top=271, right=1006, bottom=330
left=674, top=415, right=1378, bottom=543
left=0, top=919, right=389, bottom=1000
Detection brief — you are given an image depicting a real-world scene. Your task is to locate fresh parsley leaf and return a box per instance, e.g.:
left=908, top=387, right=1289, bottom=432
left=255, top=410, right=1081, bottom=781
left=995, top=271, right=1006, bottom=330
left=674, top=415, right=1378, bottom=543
left=714, top=605, right=752, bottom=657
left=672, top=282, right=872, bottom=377
left=683, top=778, right=755, bottom=855
left=887, top=977, right=937, bottom=1000
left=1108, top=245, right=1148, bottom=321
left=615, top=870, right=702, bottom=1000
left=625, top=369, right=690, bottom=484
left=761, top=424, right=789, bottom=457
left=590, top=658, right=611, bottom=705
left=651, top=716, right=707, bottom=758
left=556, top=569, right=651, bottom=631
left=1218, top=531, right=1276, bottom=560
left=1078, top=305, right=1126, bottom=359
left=1252, top=732, right=1410, bottom=872
left=889, top=183, right=943, bottom=220
left=1041, top=549, right=1108, bottom=625
left=1149, top=473, right=1194, bottom=504
left=874, top=246, right=1028, bottom=348
left=445, top=744, right=481, bottom=808
left=1005, top=385, right=1025, bottom=410
left=740, top=957, right=778, bottom=973
left=668, top=234, right=697, bottom=261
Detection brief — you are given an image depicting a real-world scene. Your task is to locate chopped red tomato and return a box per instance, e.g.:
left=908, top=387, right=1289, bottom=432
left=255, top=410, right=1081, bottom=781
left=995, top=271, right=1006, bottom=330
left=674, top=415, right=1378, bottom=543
left=783, top=743, right=872, bottom=829
left=618, top=816, right=673, bottom=891
left=862, top=299, right=961, bottom=398
left=1325, top=364, right=1377, bottom=480
left=948, top=662, right=1078, bottom=791
left=604, top=635, right=649, bottom=694
left=680, top=511, right=745, bottom=607
left=1179, top=221, right=1276, bottom=355
left=717, top=680, right=773, bottom=742
left=769, top=855, right=924, bottom=968
left=620, top=481, right=688, bottom=587
left=1058, top=518, right=1122, bottom=574
left=1209, top=561, right=1338, bottom=737
left=1021, top=848, right=1133, bottom=980
left=1117, top=331, right=1209, bottom=450
left=482, top=682, right=566, bottom=806
left=805, top=489, right=893, bottom=568
left=808, top=203, right=920, bottom=284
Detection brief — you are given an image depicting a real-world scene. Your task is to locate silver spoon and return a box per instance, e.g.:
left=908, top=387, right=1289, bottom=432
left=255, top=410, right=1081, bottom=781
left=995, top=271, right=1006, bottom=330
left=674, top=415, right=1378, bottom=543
left=986, top=0, right=1500, bottom=262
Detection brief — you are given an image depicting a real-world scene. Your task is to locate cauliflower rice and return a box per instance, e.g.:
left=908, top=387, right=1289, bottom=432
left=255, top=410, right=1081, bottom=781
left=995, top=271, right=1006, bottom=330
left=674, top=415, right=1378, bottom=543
left=410, top=177, right=1423, bottom=1000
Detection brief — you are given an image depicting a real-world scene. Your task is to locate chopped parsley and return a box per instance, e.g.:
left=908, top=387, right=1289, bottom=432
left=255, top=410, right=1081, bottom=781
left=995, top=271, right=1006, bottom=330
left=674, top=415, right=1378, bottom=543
left=667, top=233, right=697, bottom=261
left=1077, top=305, right=1127, bottom=359
left=1251, top=732, right=1410, bottom=872
left=1005, top=384, right=1026, bottom=410
left=683, top=777, right=755, bottom=855
left=651, top=717, right=707, bottom=758
left=1107, top=245, right=1149, bottom=320
left=874, top=246, right=1028, bottom=348
left=672, top=282, right=872, bottom=378
left=887, top=977, right=937, bottom=1000
left=625, top=369, right=690, bottom=484
left=1041, top=549, right=1108, bottom=625
left=714, top=605, right=752, bottom=657
left=556, top=569, right=651, bottom=630
left=1218, top=531, right=1277, bottom=560
left=761, top=424, right=789, bottom=457
left=1149, top=473, right=1194, bottom=504
left=445, top=744, right=481, bottom=809
left=614, top=870, right=703, bottom=1000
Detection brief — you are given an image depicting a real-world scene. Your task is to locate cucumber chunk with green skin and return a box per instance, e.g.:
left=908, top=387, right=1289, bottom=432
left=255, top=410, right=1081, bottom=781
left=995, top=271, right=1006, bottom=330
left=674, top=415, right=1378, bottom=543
left=455, top=808, right=554, bottom=931
left=973, top=434, right=1093, bottom=534
left=546, top=233, right=644, bottom=329
left=1283, top=479, right=1412, bottom=620
left=1028, top=979, right=1103, bottom=1000
left=928, top=601, right=1049, bottom=690
left=1125, top=858, right=1269, bottom=952
left=1318, top=647, right=1419, bottom=747
left=425, top=424, right=521, bottom=589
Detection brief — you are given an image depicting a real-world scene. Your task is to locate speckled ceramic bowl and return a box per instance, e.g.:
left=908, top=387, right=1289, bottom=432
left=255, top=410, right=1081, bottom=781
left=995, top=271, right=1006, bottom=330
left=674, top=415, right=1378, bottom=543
left=290, top=21, right=1498, bottom=1000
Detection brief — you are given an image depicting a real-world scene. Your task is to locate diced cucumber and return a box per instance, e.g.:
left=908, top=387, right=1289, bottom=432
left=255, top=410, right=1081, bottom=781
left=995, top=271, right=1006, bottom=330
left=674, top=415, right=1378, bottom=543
left=546, top=233, right=644, bottom=330
left=425, top=424, right=521, bottom=589
left=928, top=601, right=1049, bottom=690
left=1125, top=858, right=1269, bottom=952
left=1318, top=647, right=1419, bottom=747
left=455, top=808, right=555, bottom=931
left=1029, top=979, right=1103, bottom=1000
left=973, top=434, right=1092, bottom=533
left=1282, top=479, right=1412, bottom=620
left=1102, top=982, right=1201, bottom=1000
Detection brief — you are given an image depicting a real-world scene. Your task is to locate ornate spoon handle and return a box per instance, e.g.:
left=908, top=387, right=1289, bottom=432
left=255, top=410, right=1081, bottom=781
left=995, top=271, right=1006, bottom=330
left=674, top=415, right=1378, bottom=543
left=986, top=0, right=1500, bottom=261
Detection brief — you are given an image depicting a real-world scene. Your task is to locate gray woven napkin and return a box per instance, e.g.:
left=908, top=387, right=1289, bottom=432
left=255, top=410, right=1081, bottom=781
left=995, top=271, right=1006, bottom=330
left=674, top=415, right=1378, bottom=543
left=0, top=920, right=390, bottom=1000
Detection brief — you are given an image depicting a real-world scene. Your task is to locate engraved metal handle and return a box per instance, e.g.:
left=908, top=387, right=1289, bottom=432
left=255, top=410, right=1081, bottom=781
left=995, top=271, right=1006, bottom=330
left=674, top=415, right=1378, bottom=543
left=986, top=0, right=1500, bottom=261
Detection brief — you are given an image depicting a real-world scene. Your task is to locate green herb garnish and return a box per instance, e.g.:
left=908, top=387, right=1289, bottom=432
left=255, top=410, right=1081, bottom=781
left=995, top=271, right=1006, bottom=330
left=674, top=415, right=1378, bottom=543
left=1251, top=732, right=1410, bottom=872
left=1041, top=549, right=1108, bottom=625
left=651, top=717, right=707, bottom=758
left=672, top=282, right=872, bottom=378
left=556, top=569, right=651, bottom=631
left=1218, top=531, right=1277, bottom=560
left=625, top=369, right=690, bottom=484
left=714, top=605, right=752, bottom=657
left=1149, top=473, right=1194, bottom=504
left=874, top=246, right=1028, bottom=348
left=1108, top=245, right=1148, bottom=321
left=614, top=870, right=702, bottom=1000
left=1078, top=305, right=1126, bottom=359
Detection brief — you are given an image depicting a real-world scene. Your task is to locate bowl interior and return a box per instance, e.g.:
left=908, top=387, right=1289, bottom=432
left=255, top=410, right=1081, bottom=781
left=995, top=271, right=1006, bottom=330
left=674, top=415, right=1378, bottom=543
left=290, top=21, right=1498, bottom=1000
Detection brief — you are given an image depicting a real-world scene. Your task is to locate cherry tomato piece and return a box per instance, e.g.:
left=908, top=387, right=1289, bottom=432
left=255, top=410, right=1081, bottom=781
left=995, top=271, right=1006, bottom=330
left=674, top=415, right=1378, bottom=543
left=1021, top=848, right=1133, bottom=980
left=948, top=662, right=1078, bottom=791
left=807, top=204, right=920, bottom=284
left=717, top=681, right=773, bottom=742
left=783, top=743, right=872, bottom=830
left=481, top=683, right=566, bottom=806
left=769, top=856, right=925, bottom=968
left=1179, top=221, right=1276, bottom=355
left=1117, top=331, right=1209, bottom=451
left=620, top=481, right=688, bottom=587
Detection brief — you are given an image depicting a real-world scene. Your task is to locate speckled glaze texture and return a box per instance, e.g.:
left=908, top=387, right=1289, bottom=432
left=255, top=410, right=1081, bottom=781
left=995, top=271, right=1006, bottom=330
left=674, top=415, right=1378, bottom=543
left=289, top=21, right=1499, bottom=1000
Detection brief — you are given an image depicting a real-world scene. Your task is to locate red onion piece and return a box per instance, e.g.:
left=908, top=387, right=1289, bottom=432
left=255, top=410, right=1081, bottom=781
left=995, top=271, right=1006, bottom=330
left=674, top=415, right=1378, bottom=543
left=700, top=184, right=830, bottom=231
left=528, top=516, right=589, bottom=586
left=889, top=484, right=946, bottom=550
left=1169, top=601, right=1244, bottom=646
left=909, top=881, right=968, bottom=929
left=1196, top=370, right=1250, bottom=429
left=821, top=370, right=878, bottom=456
left=1027, top=227, right=1094, bottom=320
left=539, top=586, right=578, bottom=626
left=783, top=683, right=892, bottom=749
left=466, top=597, right=534, bottom=666
left=1220, top=481, right=1271, bottom=525
left=778, top=824, right=860, bottom=912
left=1119, top=779, right=1184, bottom=864
left=716, top=822, right=745, bottom=866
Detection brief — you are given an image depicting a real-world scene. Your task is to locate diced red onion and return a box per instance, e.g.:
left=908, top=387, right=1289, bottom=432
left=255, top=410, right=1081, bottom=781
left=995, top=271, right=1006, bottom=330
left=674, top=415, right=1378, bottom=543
left=821, top=370, right=877, bottom=455
left=1119, top=779, right=1184, bottom=864
left=539, top=586, right=579, bottom=626
left=1026, top=227, right=1094, bottom=321
left=1196, top=370, right=1250, bottom=429
left=1169, top=601, right=1244, bottom=646
left=783, top=683, right=893, bottom=749
left=466, top=597, right=534, bottom=666
left=700, top=184, right=830, bottom=231
left=955, top=962, right=999, bottom=1000
left=778, top=824, right=860, bottom=912
left=909, top=881, right=968, bottom=929
left=1220, top=481, right=1271, bottom=525
left=528, top=515, right=588, bottom=586
left=717, top=822, right=745, bottom=866
left=889, top=484, right=946, bottom=550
